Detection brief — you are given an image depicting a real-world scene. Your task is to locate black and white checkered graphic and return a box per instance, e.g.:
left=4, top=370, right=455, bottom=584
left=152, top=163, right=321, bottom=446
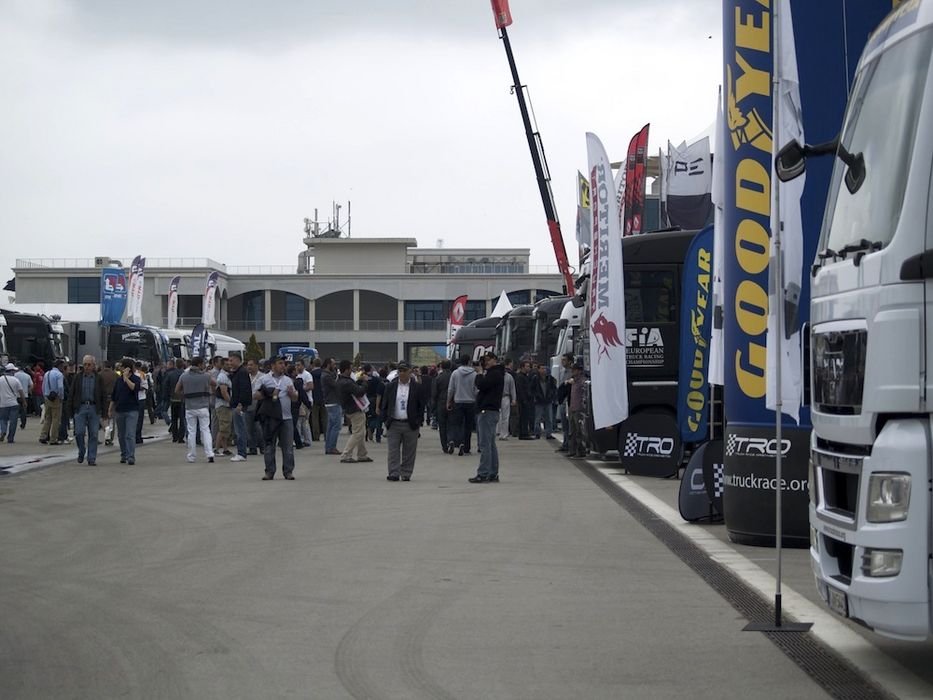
left=713, top=463, right=724, bottom=498
left=622, top=432, right=639, bottom=458
left=725, top=434, right=738, bottom=456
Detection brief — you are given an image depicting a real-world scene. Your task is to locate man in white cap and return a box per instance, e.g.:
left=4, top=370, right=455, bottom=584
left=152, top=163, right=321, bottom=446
left=0, top=363, right=26, bottom=444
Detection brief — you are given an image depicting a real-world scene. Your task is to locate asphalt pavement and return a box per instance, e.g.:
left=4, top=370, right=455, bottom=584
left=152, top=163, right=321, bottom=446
left=0, top=420, right=861, bottom=699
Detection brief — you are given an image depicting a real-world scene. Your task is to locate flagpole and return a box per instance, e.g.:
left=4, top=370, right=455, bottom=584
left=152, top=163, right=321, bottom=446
left=743, top=0, right=808, bottom=634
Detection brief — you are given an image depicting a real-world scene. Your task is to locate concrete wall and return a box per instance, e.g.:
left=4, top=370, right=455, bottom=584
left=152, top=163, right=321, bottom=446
left=310, top=239, right=412, bottom=274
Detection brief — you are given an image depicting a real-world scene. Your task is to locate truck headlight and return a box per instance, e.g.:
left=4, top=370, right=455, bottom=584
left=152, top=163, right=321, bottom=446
left=866, top=473, right=911, bottom=523
left=861, top=548, right=903, bottom=577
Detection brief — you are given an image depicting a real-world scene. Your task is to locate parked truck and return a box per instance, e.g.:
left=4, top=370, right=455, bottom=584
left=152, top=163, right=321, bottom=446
left=0, top=308, right=68, bottom=367
left=780, top=1, right=933, bottom=640
left=576, top=229, right=701, bottom=461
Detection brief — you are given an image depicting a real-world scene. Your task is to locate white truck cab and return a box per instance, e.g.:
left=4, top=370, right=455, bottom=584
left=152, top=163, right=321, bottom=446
left=803, top=0, right=933, bottom=640
left=550, top=299, right=583, bottom=382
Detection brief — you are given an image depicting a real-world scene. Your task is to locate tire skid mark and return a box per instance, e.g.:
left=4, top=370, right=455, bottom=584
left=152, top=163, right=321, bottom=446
left=335, top=584, right=463, bottom=700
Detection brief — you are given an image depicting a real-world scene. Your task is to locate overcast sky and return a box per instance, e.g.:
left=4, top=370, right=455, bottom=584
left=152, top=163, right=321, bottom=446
left=1, top=0, right=722, bottom=286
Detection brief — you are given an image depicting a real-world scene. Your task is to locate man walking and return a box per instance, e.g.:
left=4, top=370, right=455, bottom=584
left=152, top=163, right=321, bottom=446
left=98, top=360, right=118, bottom=445
left=109, top=358, right=142, bottom=465
left=256, top=356, right=298, bottom=480
left=175, top=356, right=216, bottom=464
left=530, top=364, right=557, bottom=439
left=431, top=360, right=452, bottom=452
left=309, top=357, right=325, bottom=442
left=381, top=362, right=425, bottom=482
left=14, top=363, right=33, bottom=431
left=567, top=361, right=588, bottom=459
left=446, top=355, right=476, bottom=456
left=337, top=360, right=371, bottom=463
left=69, top=355, right=107, bottom=465
left=214, top=358, right=233, bottom=456
left=514, top=361, right=535, bottom=440
left=39, top=359, right=65, bottom=445
left=228, top=354, right=252, bottom=462
left=470, top=352, right=505, bottom=483
left=321, top=358, right=342, bottom=455
left=162, top=359, right=185, bottom=442
left=555, top=353, right=573, bottom=452
left=246, top=359, right=263, bottom=454
left=497, top=358, right=516, bottom=440
left=0, top=363, right=26, bottom=444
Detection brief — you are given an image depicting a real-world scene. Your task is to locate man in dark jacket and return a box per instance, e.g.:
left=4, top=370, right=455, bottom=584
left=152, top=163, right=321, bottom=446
left=514, top=361, right=535, bottom=439
left=530, top=364, right=557, bottom=439
left=162, top=360, right=185, bottom=443
left=228, top=354, right=253, bottom=461
left=337, top=360, right=370, bottom=463
left=321, top=358, right=342, bottom=455
left=431, top=360, right=452, bottom=452
left=309, top=358, right=325, bottom=442
left=69, top=355, right=108, bottom=465
left=470, top=352, right=505, bottom=483
left=380, top=362, right=425, bottom=481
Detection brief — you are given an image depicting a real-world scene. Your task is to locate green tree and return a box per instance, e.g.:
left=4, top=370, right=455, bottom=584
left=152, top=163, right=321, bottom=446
left=245, top=333, right=263, bottom=361
left=352, top=351, right=363, bottom=369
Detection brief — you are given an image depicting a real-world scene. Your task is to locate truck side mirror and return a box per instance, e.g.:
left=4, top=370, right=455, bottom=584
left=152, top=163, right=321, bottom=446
left=776, top=140, right=806, bottom=182
left=844, top=151, right=866, bottom=194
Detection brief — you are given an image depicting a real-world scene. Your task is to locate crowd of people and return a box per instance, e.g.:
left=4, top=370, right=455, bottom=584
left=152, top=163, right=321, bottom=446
left=0, top=350, right=591, bottom=480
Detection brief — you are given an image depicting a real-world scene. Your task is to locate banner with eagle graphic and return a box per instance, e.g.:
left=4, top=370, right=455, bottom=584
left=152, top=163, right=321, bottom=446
left=586, top=132, right=629, bottom=429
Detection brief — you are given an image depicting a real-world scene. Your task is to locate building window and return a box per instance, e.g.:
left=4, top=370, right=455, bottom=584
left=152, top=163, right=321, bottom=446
left=404, top=301, right=444, bottom=330
left=68, top=277, right=99, bottom=304
left=465, top=300, right=486, bottom=322
left=242, top=291, right=264, bottom=326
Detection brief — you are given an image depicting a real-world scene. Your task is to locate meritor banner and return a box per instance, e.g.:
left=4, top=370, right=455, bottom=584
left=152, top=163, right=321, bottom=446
left=586, top=132, right=628, bottom=429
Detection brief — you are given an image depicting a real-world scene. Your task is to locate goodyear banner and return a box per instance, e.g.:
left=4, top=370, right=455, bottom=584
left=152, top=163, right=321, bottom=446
left=676, top=227, right=714, bottom=443
left=99, top=267, right=128, bottom=326
left=721, top=0, right=893, bottom=545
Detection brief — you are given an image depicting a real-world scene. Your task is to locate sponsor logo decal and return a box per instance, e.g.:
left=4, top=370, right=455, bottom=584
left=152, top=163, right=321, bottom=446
left=622, top=432, right=675, bottom=458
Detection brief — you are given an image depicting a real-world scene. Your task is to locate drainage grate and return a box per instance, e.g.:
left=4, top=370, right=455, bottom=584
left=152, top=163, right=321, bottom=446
left=576, top=460, right=897, bottom=700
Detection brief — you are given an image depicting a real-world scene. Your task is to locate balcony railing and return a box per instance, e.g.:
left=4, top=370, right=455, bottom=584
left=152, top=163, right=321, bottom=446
left=404, top=319, right=447, bottom=331
left=213, top=319, right=452, bottom=333
left=227, top=320, right=265, bottom=331
left=314, top=320, right=355, bottom=331
left=358, top=320, right=399, bottom=331
left=271, top=319, right=310, bottom=331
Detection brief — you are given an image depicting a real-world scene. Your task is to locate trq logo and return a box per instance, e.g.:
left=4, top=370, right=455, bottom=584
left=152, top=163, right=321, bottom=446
left=622, top=433, right=675, bottom=459
left=725, top=434, right=791, bottom=457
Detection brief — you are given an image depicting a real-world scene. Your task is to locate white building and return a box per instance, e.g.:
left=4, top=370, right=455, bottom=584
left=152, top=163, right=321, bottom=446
left=12, top=236, right=564, bottom=366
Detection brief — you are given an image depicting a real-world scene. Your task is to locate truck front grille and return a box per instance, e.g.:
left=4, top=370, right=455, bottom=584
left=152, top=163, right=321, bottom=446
left=822, top=469, right=860, bottom=520
left=824, top=536, right=854, bottom=585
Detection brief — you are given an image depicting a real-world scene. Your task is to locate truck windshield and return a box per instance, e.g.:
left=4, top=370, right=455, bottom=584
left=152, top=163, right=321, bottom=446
left=821, top=27, right=933, bottom=253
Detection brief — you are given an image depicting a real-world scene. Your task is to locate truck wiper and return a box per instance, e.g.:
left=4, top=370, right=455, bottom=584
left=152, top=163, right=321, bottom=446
left=838, top=239, right=883, bottom=267
left=812, top=247, right=841, bottom=276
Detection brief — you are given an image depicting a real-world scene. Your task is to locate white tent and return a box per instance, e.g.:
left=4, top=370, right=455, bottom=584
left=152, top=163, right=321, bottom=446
left=490, top=290, right=513, bottom=318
